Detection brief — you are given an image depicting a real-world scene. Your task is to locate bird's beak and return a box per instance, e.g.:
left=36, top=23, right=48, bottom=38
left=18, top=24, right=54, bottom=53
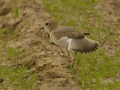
left=40, top=26, right=44, bottom=30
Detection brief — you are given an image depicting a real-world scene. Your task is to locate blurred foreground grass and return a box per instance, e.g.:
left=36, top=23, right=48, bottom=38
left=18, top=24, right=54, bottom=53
left=43, top=0, right=120, bottom=89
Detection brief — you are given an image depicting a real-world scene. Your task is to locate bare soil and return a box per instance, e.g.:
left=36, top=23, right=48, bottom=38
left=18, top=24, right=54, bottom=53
left=0, top=0, right=120, bottom=90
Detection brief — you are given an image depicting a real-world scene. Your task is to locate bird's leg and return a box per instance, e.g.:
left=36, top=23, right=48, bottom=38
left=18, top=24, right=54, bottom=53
left=67, top=50, right=70, bottom=67
left=61, top=48, right=70, bottom=68
left=72, top=52, right=77, bottom=67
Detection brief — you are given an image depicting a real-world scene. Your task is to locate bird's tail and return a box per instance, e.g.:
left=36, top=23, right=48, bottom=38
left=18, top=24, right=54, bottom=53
left=68, top=37, right=99, bottom=53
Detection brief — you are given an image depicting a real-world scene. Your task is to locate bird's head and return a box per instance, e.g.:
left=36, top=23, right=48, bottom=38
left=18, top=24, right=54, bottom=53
left=40, top=19, right=58, bottom=33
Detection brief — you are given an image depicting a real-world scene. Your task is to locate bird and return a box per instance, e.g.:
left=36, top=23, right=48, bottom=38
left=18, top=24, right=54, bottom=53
left=40, top=19, right=99, bottom=67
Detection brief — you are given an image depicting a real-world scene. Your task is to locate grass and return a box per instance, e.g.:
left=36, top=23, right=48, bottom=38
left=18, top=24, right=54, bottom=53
left=10, top=7, right=19, bottom=20
left=75, top=49, right=120, bottom=89
left=6, top=46, right=25, bottom=63
left=0, top=29, right=24, bottom=63
left=0, top=28, right=37, bottom=89
left=0, top=3, right=38, bottom=89
left=43, top=0, right=120, bottom=89
left=0, top=65, right=37, bottom=90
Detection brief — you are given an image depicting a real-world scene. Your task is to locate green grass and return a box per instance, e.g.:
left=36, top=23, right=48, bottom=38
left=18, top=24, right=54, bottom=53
left=43, top=0, right=120, bottom=89
left=0, top=28, right=20, bottom=40
left=6, top=46, right=25, bottom=63
left=75, top=49, right=120, bottom=89
left=0, top=29, right=24, bottom=63
left=0, top=65, right=37, bottom=90
left=10, top=7, right=19, bottom=20
left=0, top=28, right=37, bottom=89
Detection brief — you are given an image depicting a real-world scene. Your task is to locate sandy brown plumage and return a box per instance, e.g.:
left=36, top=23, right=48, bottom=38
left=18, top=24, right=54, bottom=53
left=53, top=26, right=85, bottom=39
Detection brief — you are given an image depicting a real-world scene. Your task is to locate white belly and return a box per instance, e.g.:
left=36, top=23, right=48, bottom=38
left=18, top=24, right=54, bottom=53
left=50, top=34, right=72, bottom=48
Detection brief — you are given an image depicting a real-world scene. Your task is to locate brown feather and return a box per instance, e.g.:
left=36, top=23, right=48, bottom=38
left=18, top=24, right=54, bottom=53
left=68, top=37, right=99, bottom=53
left=53, top=26, right=85, bottom=40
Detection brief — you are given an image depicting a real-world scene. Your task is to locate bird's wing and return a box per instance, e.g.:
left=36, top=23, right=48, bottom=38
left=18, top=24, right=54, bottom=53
left=53, top=26, right=85, bottom=40
left=68, top=37, right=99, bottom=53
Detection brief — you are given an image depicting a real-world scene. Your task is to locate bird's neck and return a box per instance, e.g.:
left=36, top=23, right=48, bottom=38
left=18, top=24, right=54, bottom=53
left=50, top=25, right=59, bottom=33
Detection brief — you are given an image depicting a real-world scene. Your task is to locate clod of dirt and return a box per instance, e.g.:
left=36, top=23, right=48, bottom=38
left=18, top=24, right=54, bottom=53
left=0, top=79, right=4, bottom=84
left=46, top=70, right=66, bottom=78
left=0, top=8, right=10, bottom=16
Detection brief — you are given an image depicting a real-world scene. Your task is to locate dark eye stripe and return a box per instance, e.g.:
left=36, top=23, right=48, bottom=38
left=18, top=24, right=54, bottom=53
left=45, top=23, right=49, bottom=26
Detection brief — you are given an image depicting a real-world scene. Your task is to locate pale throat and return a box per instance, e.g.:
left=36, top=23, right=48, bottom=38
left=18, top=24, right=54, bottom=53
left=44, top=26, right=50, bottom=33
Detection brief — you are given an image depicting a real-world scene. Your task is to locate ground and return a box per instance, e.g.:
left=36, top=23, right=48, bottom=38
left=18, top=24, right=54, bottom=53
left=0, top=0, right=120, bottom=90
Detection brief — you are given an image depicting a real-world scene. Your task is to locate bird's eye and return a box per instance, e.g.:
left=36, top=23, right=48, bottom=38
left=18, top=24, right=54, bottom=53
left=45, top=23, right=49, bottom=26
